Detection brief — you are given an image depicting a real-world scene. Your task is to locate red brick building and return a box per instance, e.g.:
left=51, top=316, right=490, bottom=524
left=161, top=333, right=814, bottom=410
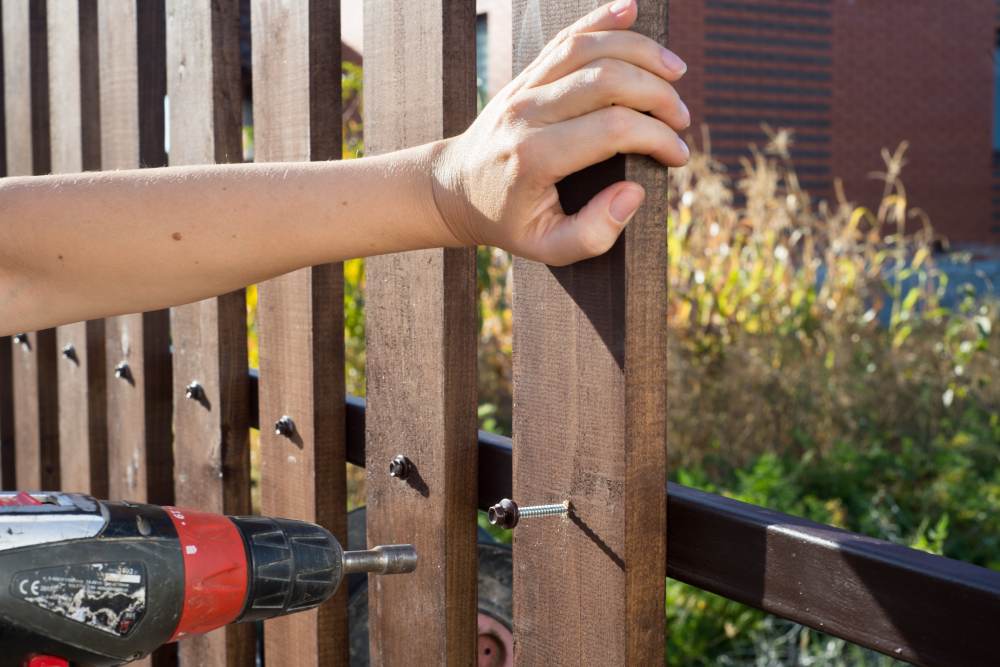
left=667, top=0, right=998, bottom=244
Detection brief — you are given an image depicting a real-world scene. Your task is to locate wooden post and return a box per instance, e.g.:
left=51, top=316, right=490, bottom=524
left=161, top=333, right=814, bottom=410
left=250, top=2, right=348, bottom=665
left=98, top=4, right=174, bottom=663
left=3, top=0, right=59, bottom=490
left=166, top=1, right=252, bottom=664
left=511, top=1, right=669, bottom=665
left=362, top=1, right=478, bottom=664
left=48, top=0, right=108, bottom=498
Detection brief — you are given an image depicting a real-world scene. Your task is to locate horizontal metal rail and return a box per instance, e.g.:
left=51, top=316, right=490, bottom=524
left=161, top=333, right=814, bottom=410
left=247, top=372, right=1000, bottom=666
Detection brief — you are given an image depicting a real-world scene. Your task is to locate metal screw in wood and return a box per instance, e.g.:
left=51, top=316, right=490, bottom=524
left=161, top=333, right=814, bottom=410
left=12, top=334, right=28, bottom=349
left=184, top=381, right=204, bottom=401
left=487, top=498, right=570, bottom=529
left=61, top=344, right=77, bottom=363
left=274, top=415, right=296, bottom=437
left=114, top=362, right=131, bottom=381
left=388, top=454, right=412, bottom=480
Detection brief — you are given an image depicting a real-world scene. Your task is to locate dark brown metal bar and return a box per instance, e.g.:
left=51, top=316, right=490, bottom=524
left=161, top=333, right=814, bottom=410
left=248, top=371, right=1000, bottom=667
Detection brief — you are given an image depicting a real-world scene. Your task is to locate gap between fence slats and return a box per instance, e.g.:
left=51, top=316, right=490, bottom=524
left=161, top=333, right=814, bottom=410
left=250, top=1, right=348, bottom=665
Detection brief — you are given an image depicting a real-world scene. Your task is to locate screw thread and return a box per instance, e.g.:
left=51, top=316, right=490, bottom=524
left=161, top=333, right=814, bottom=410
left=519, top=501, right=570, bottom=518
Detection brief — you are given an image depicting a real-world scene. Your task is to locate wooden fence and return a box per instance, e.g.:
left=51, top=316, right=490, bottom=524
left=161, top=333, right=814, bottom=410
left=2, top=1, right=1000, bottom=666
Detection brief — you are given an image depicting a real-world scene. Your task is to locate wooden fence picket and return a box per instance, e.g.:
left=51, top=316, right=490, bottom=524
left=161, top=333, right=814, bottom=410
left=165, top=0, right=252, bottom=664
left=511, top=1, right=670, bottom=664
left=48, top=0, right=108, bottom=498
left=0, top=337, right=12, bottom=489
left=3, top=0, right=59, bottom=491
left=250, top=1, right=348, bottom=664
left=362, top=1, right=479, bottom=664
left=97, top=3, right=175, bottom=664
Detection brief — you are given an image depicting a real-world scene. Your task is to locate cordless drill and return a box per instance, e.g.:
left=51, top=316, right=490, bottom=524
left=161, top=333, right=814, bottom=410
left=0, top=491, right=417, bottom=666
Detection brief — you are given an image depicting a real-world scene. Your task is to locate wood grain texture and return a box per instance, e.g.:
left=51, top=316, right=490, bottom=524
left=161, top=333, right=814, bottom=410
left=166, top=1, right=253, bottom=664
left=49, top=0, right=107, bottom=498
left=98, top=6, right=174, bottom=664
left=250, top=2, right=347, bottom=665
left=362, top=1, right=478, bottom=664
left=4, top=0, right=58, bottom=491
left=511, top=1, right=669, bottom=665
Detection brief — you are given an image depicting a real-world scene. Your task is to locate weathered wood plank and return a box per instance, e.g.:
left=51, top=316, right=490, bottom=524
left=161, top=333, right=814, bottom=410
left=49, top=0, right=107, bottom=498
left=4, top=0, right=58, bottom=491
left=98, top=0, right=173, bottom=507
left=166, top=1, right=253, bottom=664
left=98, top=4, right=173, bottom=664
left=511, top=1, right=669, bottom=664
left=363, top=1, right=478, bottom=664
left=250, top=2, right=347, bottom=665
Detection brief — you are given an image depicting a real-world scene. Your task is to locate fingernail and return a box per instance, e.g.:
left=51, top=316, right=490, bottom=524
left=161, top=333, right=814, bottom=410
left=661, top=48, right=687, bottom=75
left=610, top=187, right=645, bottom=224
left=677, top=137, right=690, bottom=160
left=679, top=100, right=691, bottom=128
left=610, top=0, right=632, bottom=16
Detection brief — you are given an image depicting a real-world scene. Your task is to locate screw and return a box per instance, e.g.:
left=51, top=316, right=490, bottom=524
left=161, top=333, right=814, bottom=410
left=184, top=381, right=204, bottom=401
left=12, top=333, right=28, bottom=349
left=61, top=344, right=77, bottom=362
left=487, top=498, right=570, bottom=529
left=114, top=362, right=131, bottom=381
left=274, top=415, right=295, bottom=437
left=388, top=454, right=413, bottom=480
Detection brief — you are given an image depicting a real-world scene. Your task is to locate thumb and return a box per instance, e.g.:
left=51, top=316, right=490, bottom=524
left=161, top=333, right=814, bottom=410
left=539, top=182, right=645, bottom=266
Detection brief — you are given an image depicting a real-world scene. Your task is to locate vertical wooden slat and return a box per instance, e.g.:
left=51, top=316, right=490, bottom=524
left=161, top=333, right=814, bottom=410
left=250, top=2, right=346, bottom=665
left=166, top=1, right=253, bottom=664
left=98, top=0, right=173, bottom=507
left=511, top=1, right=669, bottom=665
left=98, top=4, right=174, bottom=664
left=49, top=0, right=108, bottom=498
left=3, top=0, right=58, bottom=491
left=363, top=1, right=478, bottom=665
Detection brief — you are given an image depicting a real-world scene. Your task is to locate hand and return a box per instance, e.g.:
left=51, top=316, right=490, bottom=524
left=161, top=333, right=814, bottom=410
left=432, top=0, right=689, bottom=266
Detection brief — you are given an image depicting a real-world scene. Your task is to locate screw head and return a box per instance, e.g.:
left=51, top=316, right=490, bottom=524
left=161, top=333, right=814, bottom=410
left=114, top=362, right=131, bottom=381
left=274, top=415, right=295, bottom=437
left=184, top=381, right=204, bottom=401
left=388, top=454, right=412, bottom=480
left=487, top=498, right=520, bottom=529
left=12, top=333, right=27, bottom=345
left=61, top=344, right=77, bottom=362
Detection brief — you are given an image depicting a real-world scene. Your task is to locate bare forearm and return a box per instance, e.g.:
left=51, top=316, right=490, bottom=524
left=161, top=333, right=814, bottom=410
left=0, top=141, right=454, bottom=334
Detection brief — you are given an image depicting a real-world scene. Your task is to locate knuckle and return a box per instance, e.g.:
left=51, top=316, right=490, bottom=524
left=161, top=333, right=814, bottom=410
left=605, top=106, right=635, bottom=139
left=564, top=33, right=590, bottom=60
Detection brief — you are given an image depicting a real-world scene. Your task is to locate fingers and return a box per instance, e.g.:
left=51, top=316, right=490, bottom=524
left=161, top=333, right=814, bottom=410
left=526, top=29, right=686, bottom=90
left=534, top=106, right=689, bottom=180
left=521, top=58, right=689, bottom=130
left=537, top=181, right=645, bottom=266
left=517, top=0, right=639, bottom=88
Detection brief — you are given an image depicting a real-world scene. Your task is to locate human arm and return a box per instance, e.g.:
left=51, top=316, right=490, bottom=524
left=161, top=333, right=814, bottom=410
left=0, top=0, right=689, bottom=335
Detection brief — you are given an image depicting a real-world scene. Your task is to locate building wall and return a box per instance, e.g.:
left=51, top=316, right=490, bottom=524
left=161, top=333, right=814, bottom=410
left=670, top=0, right=997, bottom=244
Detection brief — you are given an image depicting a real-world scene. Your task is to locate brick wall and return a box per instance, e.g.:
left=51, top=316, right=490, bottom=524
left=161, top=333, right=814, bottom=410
left=670, top=0, right=998, bottom=244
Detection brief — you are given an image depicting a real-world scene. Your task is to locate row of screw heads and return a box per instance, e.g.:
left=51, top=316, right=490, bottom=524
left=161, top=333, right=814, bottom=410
left=14, top=334, right=303, bottom=440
